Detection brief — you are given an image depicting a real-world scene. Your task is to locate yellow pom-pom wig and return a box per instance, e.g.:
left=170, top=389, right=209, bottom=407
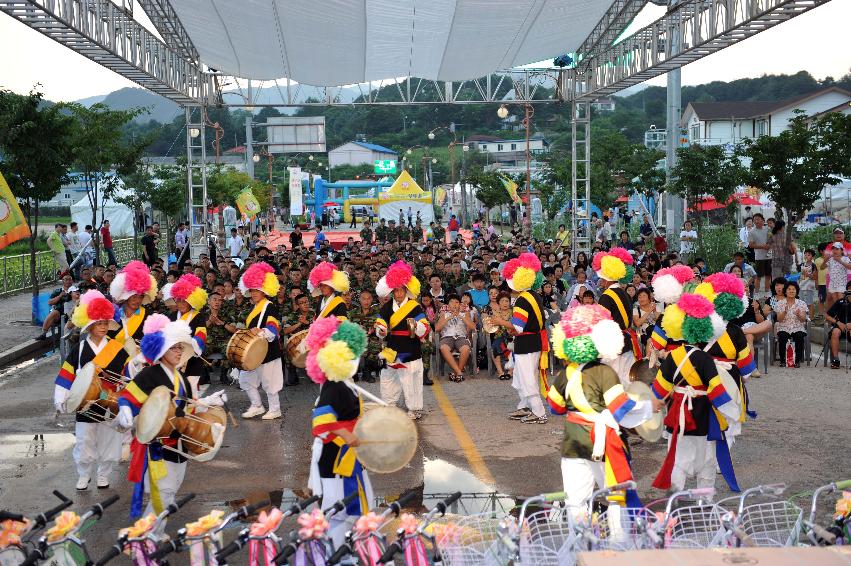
left=239, top=262, right=281, bottom=297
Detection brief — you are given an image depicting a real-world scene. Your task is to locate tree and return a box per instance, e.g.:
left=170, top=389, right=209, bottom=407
left=65, top=103, right=149, bottom=263
left=669, top=144, right=744, bottom=225
left=742, top=111, right=851, bottom=230
left=0, top=90, right=75, bottom=304
left=116, top=161, right=156, bottom=257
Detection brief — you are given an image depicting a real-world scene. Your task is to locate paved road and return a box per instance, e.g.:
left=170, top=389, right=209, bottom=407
left=1, top=353, right=848, bottom=563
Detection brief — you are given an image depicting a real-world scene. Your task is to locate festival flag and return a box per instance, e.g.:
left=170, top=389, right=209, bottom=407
left=0, top=171, right=31, bottom=250
left=235, top=187, right=261, bottom=220
left=499, top=174, right=521, bottom=204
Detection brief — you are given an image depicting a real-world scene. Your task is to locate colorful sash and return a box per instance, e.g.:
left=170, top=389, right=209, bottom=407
left=518, top=291, right=549, bottom=396
left=388, top=299, right=418, bottom=330
left=319, top=295, right=345, bottom=319
left=127, top=440, right=167, bottom=518
left=116, top=307, right=145, bottom=344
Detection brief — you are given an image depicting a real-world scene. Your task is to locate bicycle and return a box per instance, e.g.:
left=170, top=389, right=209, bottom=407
left=573, top=481, right=658, bottom=552
left=716, top=483, right=803, bottom=547
left=327, top=490, right=417, bottom=565
left=93, top=493, right=196, bottom=565
left=0, top=491, right=72, bottom=566
left=214, top=495, right=320, bottom=565
left=272, top=492, right=358, bottom=565
left=802, top=479, right=851, bottom=546
left=378, top=492, right=463, bottom=565
left=509, top=490, right=574, bottom=566
left=148, top=498, right=271, bottom=565
left=20, top=495, right=120, bottom=566
left=648, top=487, right=722, bottom=549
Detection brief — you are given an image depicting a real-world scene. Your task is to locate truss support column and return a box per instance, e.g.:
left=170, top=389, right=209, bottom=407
left=571, top=98, right=591, bottom=254
left=185, top=107, right=208, bottom=263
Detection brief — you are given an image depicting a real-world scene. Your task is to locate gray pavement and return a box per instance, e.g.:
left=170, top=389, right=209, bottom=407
left=0, top=291, right=46, bottom=351
left=1, top=350, right=849, bottom=563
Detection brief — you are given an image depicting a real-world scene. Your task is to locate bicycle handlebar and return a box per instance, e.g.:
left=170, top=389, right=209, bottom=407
left=148, top=539, right=181, bottom=561
left=807, top=521, right=838, bottom=545
left=324, top=493, right=357, bottom=518
left=836, top=479, right=851, bottom=490
left=433, top=491, right=462, bottom=517
left=282, top=495, right=321, bottom=518
left=327, top=542, right=353, bottom=565
left=92, top=495, right=120, bottom=518
left=272, top=540, right=299, bottom=565
left=377, top=539, right=403, bottom=564
left=0, top=511, right=25, bottom=522
left=215, top=528, right=249, bottom=562
left=93, top=543, right=124, bottom=566
left=235, top=499, right=271, bottom=521
left=20, top=549, right=45, bottom=566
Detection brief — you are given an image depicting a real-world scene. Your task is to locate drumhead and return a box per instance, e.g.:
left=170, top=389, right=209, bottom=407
left=287, top=330, right=309, bottom=369
left=136, top=386, right=172, bottom=444
left=66, top=362, right=96, bottom=413
left=626, top=381, right=664, bottom=443
left=354, top=406, right=418, bottom=474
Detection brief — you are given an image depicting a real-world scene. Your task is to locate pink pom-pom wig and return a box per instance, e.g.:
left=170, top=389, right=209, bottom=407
left=385, top=261, right=414, bottom=289
left=559, top=303, right=613, bottom=339
left=677, top=293, right=715, bottom=318
left=704, top=272, right=745, bottom=297
left=305, top=317, right=340, bottom=351
left=143, top=313, right=171, bottom=335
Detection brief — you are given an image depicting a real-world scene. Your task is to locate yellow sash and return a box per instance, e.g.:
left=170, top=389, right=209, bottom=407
left=603, top=288, right=629, bottom=328
left=180, top=310, right=197, bottom=324
left=389, top=299, right=418, bottom=330
left=115, top=307, right=145, bottom=344
left=519, top=291, right=549, bottom=393
left=319, top=296, right=345, bottom=319
left=246, top=298, right=268, bottom=327
left=93, top=338, right=126, bottom=371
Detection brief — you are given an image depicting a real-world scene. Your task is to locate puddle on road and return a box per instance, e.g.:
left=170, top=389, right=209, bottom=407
left=0, top=432, right=75, bottom=471
left=422, top=458, right=515, bottom=515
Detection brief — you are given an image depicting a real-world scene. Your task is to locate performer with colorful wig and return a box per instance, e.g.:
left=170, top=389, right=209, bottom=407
left=117, top=315, right=227, bottom=520
left=168, top=274, right=208, bottom=394
left=305, top=316, right=373, bottom=545
left=547, top=304, right=661, bottom=512
left=651, top=292, right=741, bottom=494
left=693, top=273, right=756, bottom=447
left=593, top=248, right=640, bottom=386
left=308, top=261, right=350, bottom=320
left=647, top=265, right=697, bottom=353
left=238, top=262, right=284, bottom=420
left=109, top=260, right=158, bottom=376
left=54, top=290, right=125, bottom=490
left=374, top=261, right=430, bottom=420
left=503, top=252, right=549, bottom=424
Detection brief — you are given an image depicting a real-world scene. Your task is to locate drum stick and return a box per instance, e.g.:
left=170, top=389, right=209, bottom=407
left=221, top=400, right=239, bottom=428
left=347, top=381, right=389, bottom=406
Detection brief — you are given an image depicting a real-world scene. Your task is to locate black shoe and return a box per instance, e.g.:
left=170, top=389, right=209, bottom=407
left=778, top=361, right=786, bottom=367
left=35, top=333, right=47, bottom=341
left=363, top=374, right=376, bottom=384
left=831, top=358, right=840, bottom=369
left=423, top=375, right=433, bottom=386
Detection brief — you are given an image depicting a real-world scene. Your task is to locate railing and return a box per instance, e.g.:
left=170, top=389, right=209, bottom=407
left=0, top=236, right=166, bottom=298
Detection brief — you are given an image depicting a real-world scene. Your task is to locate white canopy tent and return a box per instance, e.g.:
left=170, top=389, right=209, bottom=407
left=70, top=181, right=145, bottom=237
left=168, top=0, right=610, bottom=84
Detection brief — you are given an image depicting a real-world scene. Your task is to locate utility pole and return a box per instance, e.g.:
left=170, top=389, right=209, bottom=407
left=664, top=0, right=684, bottom=237
left=245, top=79, right=254, bottom=180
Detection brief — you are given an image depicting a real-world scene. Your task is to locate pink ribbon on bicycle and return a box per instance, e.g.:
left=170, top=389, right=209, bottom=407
left=354, top=536, right=384, bottom=566
left=248, top=509, right=283, bottom=566
left=402, top=537, right=429, bottom=566
left=129, top=540, right=157, bottom=566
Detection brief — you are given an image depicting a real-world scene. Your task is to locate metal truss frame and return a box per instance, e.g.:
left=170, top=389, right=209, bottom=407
left=0, top=0, right=211, bottom=105
left=570, top=99, right=593, bottom=252
left=575, top=0, right=649, bottom=68
left=136, top=0, right=198, bottom=61
left=580, top=0, right=832, bottom=97
left=185, top=107, right=208, bottom=258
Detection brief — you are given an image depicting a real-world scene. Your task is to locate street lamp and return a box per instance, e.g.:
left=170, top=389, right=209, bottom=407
left=252, top=154, right=261, bottom=163
left=189, top=127, right=201, bottom=138
left=497, top=104, right=509, bottom=119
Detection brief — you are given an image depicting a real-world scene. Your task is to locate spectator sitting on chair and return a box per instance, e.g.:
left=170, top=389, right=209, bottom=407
left=825, top=280, right=851, bottom=369
left=36, top=274, right=75, bottom=340
left=435, top=294, right=475, bottom=382
left=774, top=281, right=808, bottom=368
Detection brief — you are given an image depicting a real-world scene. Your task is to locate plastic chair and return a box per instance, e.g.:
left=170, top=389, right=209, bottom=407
left=435, top=329, right=477, bottom=378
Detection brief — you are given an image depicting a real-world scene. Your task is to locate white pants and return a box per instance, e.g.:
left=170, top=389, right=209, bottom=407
left=239, top=358, right=283, bottom=412
left=380, top=358, right=423, bottom=412
left=561, top=457, right=626, bottom=537
left=603, top=350, right=635, bottom=388
left=319, top=474, right=374, bottom=548
left=144, top=459, right=187, bottom=534
left=73, top=421, right=123, bottom=480
left=512, top=352, right=544, bottom=417
left=670, top=435, right=717, bottom=492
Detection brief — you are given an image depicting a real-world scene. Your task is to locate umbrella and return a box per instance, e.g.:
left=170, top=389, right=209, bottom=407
left=734, top=193, right=761, bottom=206
left=615, top=195, right=629, bottom=203
left=321, top=201, right=338, bottom=207
left=690, top=197, right=725, bottom=212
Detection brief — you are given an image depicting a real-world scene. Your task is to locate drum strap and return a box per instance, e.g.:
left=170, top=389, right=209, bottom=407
left=92, top=340, right=125, bottom=381
left=247, top=299, right=270, bottom=328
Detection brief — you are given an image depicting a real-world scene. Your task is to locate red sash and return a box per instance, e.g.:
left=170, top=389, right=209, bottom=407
left=652, top=385, right=707, bottom=490
left=566, top=412, right=633, bottom=484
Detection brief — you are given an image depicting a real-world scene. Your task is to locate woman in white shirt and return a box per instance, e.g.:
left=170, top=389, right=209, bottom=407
left=632, top=288, right=661, bottom=350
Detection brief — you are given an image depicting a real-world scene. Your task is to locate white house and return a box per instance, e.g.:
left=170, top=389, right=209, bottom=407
left=681, top=87, right=851, bottom=147
left=328, top=141, right=398, bottom=168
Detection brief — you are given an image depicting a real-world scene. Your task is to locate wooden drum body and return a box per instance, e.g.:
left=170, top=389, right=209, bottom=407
left=66, top=362, right=124, bottom=421
left=227, top=329, right=268, bottom=371
left=286, top=330, right=309, bottom=368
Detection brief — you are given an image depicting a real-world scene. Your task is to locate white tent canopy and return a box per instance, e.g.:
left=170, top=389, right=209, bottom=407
left=70, top=181, right=145, bottom=237
left=169, top=0, right=610, bottom=85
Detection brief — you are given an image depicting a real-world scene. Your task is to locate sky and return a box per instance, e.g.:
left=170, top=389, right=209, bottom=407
left=0, top=1, right=848, bottom=102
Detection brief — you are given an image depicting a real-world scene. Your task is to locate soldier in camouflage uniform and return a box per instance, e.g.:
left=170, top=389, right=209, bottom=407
left=411, top=221, right=424, bottom=244
left=348, top=289, right=381, bottom=382
left=360, top=221, right=373, bottom=246
left=375, top=219, right=388, bottom=245
left=432, top=221, right=446, bottom=244
left=386, top=220, right=398, bottom=245
left=398, top=222, right=411, bottom=244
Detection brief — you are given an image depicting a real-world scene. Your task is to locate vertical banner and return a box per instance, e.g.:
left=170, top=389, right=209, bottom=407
left=0, top=171, right=31, bottom=249
left=288, top=167, right=304, bottom=216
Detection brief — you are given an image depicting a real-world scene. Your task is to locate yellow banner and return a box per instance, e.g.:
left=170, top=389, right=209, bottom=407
left=235, top=187, right=261, bottom=220
left=0, top=172, right=32, bottom=250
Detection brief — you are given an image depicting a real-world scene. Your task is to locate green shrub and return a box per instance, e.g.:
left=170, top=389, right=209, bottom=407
left=695, top=225, right=742, bottom=273
left=796, top=224, right=850, bottom=253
